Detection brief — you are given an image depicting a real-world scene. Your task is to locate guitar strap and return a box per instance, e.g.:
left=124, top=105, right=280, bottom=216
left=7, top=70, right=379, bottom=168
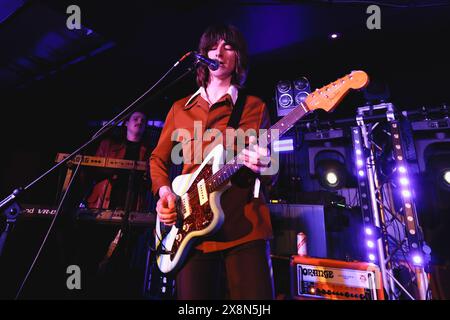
left=227, top=90, right=246, bottom=129
left=226, top=91, right=261, bottom=198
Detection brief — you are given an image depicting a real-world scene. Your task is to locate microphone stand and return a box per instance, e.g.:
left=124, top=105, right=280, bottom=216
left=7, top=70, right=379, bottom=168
left=117, top=162, right=138, bottom=293
left=0, top=202, right=21, bottom=258
left=97, top=160, right=138, bottom=287
left=0, top=52, right=196, bottom=298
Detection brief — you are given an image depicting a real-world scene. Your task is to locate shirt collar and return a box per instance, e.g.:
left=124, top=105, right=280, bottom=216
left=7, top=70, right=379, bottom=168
left=184, top=85, right=238, bottom=109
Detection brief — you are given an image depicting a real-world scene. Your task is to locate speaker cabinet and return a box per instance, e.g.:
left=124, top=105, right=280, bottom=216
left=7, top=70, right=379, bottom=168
left=275, top=80, right=295, bottom=117
left=275, top=77, right=310, bottom=117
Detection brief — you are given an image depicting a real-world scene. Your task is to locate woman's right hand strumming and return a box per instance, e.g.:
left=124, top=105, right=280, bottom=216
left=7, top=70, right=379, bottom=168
left=156, top=186, right=177, bottom=226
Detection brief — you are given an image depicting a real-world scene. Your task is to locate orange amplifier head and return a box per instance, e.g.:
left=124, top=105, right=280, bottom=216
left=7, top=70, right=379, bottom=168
left=290, top=255, right=385, bottom=300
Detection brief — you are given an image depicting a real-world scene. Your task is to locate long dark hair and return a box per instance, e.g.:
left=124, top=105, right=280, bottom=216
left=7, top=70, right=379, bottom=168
left=196, top=24, right=248, bottom=89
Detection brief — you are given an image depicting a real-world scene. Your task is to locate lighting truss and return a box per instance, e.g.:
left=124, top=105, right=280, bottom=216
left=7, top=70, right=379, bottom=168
left=352, top=103, right=431, bottom=300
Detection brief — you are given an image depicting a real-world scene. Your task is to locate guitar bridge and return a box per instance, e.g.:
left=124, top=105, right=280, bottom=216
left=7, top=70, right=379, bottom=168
left=181, top=193, right=191, bottom=218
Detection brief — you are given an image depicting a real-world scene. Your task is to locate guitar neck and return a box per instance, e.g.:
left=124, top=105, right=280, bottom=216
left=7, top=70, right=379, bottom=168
left=204, top=70, right=371, bottom=193
left=206, top=102, right=309, bottom=192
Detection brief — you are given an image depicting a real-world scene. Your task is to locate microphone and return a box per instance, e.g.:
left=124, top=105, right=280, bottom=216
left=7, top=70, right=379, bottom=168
left=193, top=52, right=219, bottom=71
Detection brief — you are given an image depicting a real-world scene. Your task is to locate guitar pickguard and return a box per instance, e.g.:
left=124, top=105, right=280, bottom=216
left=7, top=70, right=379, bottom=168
left=168, top=165, right=215, bottom=260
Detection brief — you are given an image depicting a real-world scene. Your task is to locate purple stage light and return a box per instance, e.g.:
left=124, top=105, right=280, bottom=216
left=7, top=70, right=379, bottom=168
left=412, top=255, right=423, bottom=265
left=399, top=177, right=409, bottom=186
left=402, top=190, right=411, bottom=198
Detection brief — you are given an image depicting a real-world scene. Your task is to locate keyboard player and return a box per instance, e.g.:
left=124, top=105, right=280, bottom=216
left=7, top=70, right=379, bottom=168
left=83, top=110, right=152, bottom=212
left=74, top=110, right=154, bottom=299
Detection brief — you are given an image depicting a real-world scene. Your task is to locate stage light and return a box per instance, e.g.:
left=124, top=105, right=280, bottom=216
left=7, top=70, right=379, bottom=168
left=293, top=77, right=309, bottom=91
left=424, top=154, right=450, bottom=193
left=279, top=93, right=293, bottom=108
left=275, top=80, right=294, bottom=116
left=293, top=77, right=310, bottom=105
left=443, top=170, right=450, bottom=186
left=412, top=254, right=423, bottom=265
left=412, top=130, right=450, bottom=266
left=358, top=170, right=365, bottom=177
left=402, top=190, right=411, bottom=198
left=275, top=77, right=310, bottom=116
left=277, top=80, right=291, bottom=93
left=315, top=159, right=347, bottom=190
left=363, top=226, right=382, bottom=239
left=325, top=172, right=338, bottom=185
left=398, top=166, right=407, bottom=174
left=368, top=254, right=376, bottom=261
left=399, top=177, right=409, bottom=186
left=367, top=240, right=375, bottom=248
left=330, top=33, right=339, bottom=39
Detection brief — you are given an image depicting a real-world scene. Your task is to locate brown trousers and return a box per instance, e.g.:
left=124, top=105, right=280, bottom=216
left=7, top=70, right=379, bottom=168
left=176, top=239, right=274, bottom=300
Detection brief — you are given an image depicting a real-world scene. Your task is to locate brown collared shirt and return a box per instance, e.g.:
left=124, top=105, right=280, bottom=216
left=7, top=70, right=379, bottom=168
left=150, top=92, right=273, bottom=252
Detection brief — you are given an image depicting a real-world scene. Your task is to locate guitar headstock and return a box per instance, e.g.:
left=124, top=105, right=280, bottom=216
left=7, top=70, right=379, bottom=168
left=304, top=70, right=369, bottom=112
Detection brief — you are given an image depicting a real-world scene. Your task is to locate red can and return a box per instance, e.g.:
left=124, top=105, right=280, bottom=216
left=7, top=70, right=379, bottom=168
left=297, top=232, right=307, bottom=256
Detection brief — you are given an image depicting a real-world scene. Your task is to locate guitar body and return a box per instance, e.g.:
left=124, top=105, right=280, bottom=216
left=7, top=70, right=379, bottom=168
left=155, top=144, right=230, bottom=274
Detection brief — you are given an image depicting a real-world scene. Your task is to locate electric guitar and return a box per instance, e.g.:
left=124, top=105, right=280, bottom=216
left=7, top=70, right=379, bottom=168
left=155, top=70, right=369, bottom=273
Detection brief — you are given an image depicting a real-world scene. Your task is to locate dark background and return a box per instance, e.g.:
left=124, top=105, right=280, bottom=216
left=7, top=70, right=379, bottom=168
left=0, top=0, right=449, bottom=299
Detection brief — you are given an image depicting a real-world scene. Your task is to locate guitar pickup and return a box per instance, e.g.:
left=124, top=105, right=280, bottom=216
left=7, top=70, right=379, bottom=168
left=197, top=179, right=208, bottom=206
